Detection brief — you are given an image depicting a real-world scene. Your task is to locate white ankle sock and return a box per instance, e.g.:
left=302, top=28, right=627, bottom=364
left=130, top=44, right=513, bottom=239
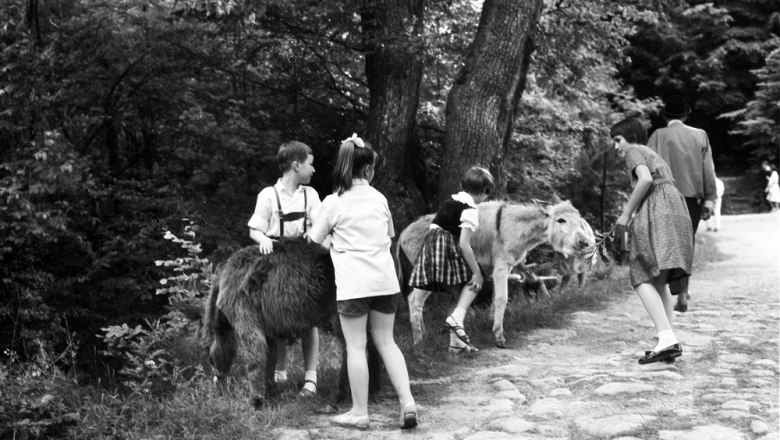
left=450, top=307, right=467, bottom=325
left=274, top=370, right=288, bottom=383
left=655, top=329, right=678, bottom=351
left=304, top=370, right=317, bottom=384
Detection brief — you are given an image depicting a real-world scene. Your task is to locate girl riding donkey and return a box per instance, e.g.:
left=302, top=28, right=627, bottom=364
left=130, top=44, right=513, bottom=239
left=409, top=166, right=494, bottom=354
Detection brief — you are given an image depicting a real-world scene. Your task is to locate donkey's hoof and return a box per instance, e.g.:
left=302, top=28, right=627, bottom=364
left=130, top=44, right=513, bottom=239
left=249, top=395, right=267, bottom=409
left=495, top=341, right=506, bottom=349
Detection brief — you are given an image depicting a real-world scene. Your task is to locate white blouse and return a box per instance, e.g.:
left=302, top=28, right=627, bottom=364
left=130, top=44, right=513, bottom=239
left=309, top=180, right=400, bottom=301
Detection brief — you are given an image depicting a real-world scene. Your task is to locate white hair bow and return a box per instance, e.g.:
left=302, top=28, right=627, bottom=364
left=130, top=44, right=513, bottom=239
left=343, top=133, right=365, bottom=149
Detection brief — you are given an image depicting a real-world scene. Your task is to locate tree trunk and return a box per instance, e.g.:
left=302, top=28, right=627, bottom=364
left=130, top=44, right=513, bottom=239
left=438, top=0, right=543, bottom=203
left=361, top=0, right=426, bottom=228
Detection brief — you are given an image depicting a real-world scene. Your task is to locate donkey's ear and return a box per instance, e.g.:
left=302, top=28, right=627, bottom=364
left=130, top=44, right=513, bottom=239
left=550, top=193, right=563, bottom=204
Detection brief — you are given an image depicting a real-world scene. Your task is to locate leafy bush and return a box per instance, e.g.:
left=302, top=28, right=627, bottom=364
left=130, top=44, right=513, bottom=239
left=97, top=222, right=213, bottom=395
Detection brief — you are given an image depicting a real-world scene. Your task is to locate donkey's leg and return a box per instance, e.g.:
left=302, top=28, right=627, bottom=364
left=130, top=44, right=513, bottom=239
left=491, top=265, right=510, bottom=349
left=408, top=288, right=432, bottom=345
left=559, top=275, right=572, bottom=293
left=577, top=272, right=587, bottom=293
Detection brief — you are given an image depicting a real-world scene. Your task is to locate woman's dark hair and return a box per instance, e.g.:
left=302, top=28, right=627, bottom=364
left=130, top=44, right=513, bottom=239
left=461, top=166, right=494, bottom=194
left=332, top=134, right=378, bottom=195
left=609, top=117, right=648, bottom=145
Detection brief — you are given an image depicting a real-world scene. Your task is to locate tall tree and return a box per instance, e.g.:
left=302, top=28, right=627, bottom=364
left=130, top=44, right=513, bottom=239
left=438, top=0, right=544, bottom=201
left=721, top=45, right=780, bottom=163
left=619, top=0, right=779, bottom=174
left=361, top=0, right=427, bottom=224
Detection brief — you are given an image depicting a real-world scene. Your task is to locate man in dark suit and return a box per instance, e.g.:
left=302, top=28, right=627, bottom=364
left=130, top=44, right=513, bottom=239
left=647, top=96, right=717, bottom=312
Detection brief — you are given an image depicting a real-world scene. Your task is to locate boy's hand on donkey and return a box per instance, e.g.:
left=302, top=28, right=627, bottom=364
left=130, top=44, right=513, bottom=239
left=257, top=235, right=274, bottom=255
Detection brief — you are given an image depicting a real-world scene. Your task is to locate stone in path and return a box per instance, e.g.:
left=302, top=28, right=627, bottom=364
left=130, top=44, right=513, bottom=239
left=575, top=414, right=657, bottom=438
left=486, top=417, right=535, bottom=434
left=593, top=382, right=656, bottom=396
left=659, top=424, right=747, bottom=440
left=526, top=398, right=564, bottom=419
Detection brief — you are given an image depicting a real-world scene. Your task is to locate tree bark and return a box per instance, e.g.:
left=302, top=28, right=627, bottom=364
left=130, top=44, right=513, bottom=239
left=438, top=0, right=543, bottom=203
left=361, top=0, right=426, bottom=228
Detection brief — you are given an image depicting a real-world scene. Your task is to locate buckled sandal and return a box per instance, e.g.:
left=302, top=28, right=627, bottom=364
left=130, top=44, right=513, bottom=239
left=448, top=344, right=479, bottom=355
left=332, top=411, right=370, bottom=430
left=299, top=379, right=317, bottom=397
left=444, top=316, right=471, bottom=345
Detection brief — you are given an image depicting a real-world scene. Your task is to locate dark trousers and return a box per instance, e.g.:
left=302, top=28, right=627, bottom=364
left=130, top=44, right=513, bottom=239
left=669, top=197, right=701, bottom=295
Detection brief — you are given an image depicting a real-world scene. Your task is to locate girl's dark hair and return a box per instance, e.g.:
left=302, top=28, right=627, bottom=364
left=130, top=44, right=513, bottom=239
left=461, top=166, right=494, bottom=194
left=332, top=135, right=378, bottom=195
left=609, top=117, right=648, bottom=145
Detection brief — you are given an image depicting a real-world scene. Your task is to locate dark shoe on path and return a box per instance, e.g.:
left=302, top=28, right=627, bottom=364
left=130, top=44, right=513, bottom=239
left=645, top=350, right=676, bottom=363
left=639, top=343, right=682, bottom=365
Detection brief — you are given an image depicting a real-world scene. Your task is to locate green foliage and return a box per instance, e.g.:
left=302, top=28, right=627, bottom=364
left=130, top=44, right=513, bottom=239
left=619, top=0, right=779, bottom=173
left=720, top=44, right=780, bottom=163
left=96, top=223, right=212, bottom=395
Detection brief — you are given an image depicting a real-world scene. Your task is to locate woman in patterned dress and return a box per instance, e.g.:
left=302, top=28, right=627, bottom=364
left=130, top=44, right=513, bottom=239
left=611, top=117, right=694, bottom=365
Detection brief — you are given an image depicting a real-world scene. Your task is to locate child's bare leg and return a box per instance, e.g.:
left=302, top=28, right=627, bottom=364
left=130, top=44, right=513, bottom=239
left=450, top=283, right=478, bottom=324
left=636, top=272, right=678, bottom=351
left=446, top=284, right=478, bottom=348
left=652, top=270, right=673, bottom=325
left=300, top=327, right=319, bottom=394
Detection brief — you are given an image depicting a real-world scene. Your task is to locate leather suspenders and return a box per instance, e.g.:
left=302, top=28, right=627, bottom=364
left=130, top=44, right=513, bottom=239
left=272, top=186, right=308, bottom=239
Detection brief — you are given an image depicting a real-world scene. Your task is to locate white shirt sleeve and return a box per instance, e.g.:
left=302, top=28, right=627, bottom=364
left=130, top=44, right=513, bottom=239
left=247, top=188, right=274, bottom=232
left=309, top=194, right=338, bottom=244
left=459, top=207, right=478, bottom=231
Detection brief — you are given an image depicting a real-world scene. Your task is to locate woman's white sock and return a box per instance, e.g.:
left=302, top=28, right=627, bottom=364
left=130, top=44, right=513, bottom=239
left=654, top=329, right=678, bottom=351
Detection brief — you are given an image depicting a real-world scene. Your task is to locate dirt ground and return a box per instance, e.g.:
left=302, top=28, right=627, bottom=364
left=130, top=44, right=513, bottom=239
left=278, top=212, right=780, bottom=440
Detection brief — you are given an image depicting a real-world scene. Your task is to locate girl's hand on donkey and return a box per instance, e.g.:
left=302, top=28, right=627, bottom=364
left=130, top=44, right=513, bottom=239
left=469, top=274, right=484, bottom=292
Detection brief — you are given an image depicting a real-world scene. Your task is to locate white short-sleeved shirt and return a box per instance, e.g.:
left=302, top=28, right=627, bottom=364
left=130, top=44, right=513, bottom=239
left=247, top=180, right=321, bottom=239
left=309, top=179, right=400, bottom=301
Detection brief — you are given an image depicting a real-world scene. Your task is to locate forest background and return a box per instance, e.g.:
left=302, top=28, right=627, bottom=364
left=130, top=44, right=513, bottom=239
left=1, top=0, right=779, bottom=420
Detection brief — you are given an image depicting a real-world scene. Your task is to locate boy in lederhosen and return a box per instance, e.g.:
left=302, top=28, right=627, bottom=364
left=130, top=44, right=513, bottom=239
left=248, top=140, right=322, bottom=396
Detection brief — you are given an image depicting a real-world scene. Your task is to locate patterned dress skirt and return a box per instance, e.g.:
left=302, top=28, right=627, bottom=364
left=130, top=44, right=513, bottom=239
left=409, top=227, right=471, bottom=290
left=629, top=180, right=694, bottom=287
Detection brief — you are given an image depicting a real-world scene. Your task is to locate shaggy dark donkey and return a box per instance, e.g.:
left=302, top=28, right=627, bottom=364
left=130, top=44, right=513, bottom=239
left=199, top=239, right=380, bottom=408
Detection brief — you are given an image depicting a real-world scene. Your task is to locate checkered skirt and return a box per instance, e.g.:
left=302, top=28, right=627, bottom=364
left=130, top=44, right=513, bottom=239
left=409, top=227, right=471, bottom=289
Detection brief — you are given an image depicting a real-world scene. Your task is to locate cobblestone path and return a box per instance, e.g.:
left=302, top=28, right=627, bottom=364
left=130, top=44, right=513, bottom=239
left=277, top=213, right=780, bottom=440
